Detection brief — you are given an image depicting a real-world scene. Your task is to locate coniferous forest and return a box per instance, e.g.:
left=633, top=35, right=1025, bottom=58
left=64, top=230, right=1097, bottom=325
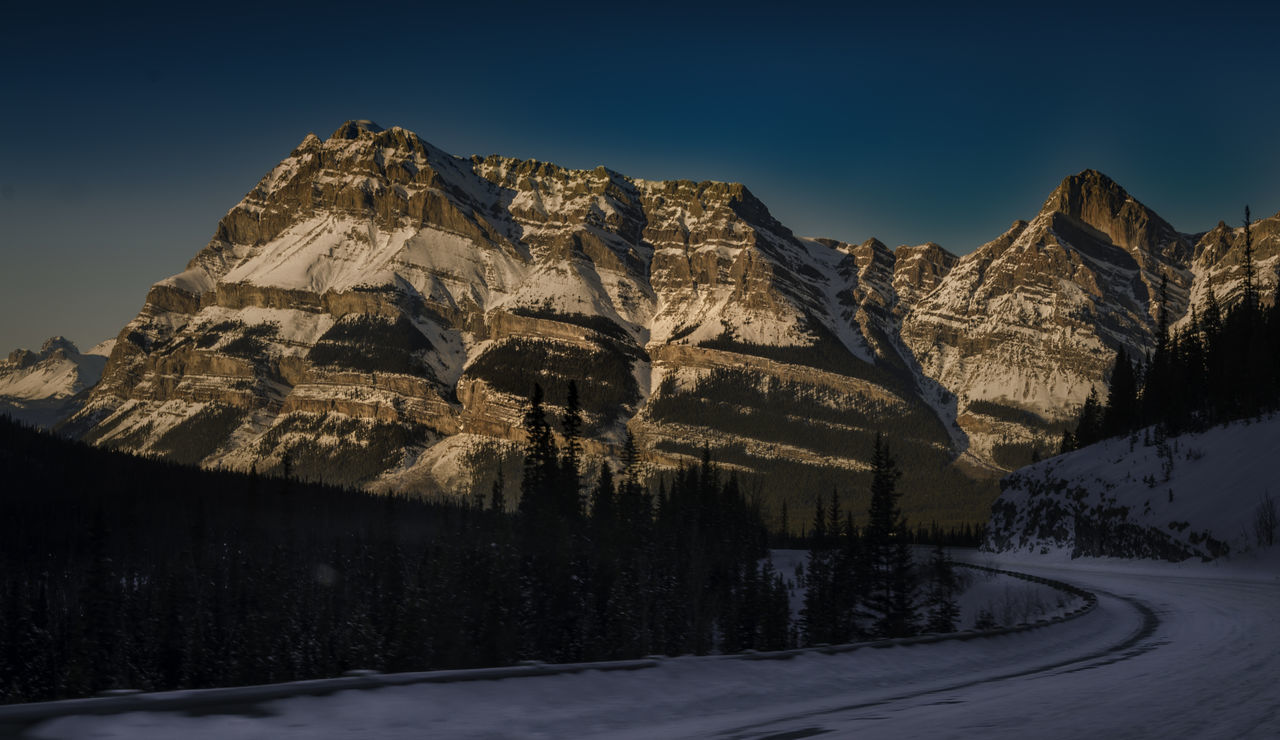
left=1066, top=211, right=1280, bottom=449
left=0, top=379, right=968, bottom=705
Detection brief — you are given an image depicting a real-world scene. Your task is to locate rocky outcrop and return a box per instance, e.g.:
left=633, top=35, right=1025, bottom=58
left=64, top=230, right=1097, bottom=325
left=892, top=242, right=958, bottom=313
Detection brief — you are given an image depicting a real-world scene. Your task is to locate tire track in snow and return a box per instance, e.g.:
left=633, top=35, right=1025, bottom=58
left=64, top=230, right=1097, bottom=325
left=719, top=589, right=1161, bottom=740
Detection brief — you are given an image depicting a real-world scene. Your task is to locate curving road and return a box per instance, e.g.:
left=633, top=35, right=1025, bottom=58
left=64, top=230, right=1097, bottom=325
left=27, top=556, right=1280, bottom=739
left=708, top=557, right=1280, bottom=740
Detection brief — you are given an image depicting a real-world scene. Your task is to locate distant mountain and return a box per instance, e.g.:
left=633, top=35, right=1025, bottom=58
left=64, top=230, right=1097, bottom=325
left=0, top=337, right=110, bottom=427
left=6, top=121, right=1274, bottom=524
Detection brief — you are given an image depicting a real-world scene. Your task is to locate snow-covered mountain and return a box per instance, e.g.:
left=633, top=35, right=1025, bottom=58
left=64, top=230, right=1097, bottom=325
left=985, top=416, right=1280, bottom=560
left=0, top=337, right=111, bottom=427
left=57, top=121, right=954, bottom=504
left=9, top=120, right=1270, bottom=510
left=900, top=170, right=1201, bottom=468
left=1183, top=210, right=1280, bottom=324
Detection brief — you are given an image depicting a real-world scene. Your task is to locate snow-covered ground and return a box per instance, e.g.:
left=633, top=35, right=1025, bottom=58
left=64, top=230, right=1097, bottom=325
left=26, top=550, right=1279, bottom=739
left=989, top=415, right=1280, bottom=560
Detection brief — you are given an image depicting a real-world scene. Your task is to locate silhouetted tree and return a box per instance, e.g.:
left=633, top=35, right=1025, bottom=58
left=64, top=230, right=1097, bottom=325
left=923, top=544, right=960, bottom=633
left=862, top=434, right=918, bottom=638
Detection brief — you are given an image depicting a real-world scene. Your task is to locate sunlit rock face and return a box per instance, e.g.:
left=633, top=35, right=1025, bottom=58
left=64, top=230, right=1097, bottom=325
left=900, top=171, right=1198, bottom=468
left=36, top=122, right=1263, bottom=507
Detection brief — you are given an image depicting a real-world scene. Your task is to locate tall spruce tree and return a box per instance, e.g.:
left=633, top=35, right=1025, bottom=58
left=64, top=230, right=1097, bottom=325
left=518, top=383, right=557, bottom=521
left=1073, top=387, right=1104, bottom=448
left=1102, top=348, right=1138, bottom=436
left=863, top=434, right=918, bottom=638
left=800, top=500, right=830, bottom=645
left=923, top=543, right=960, bottom=633
left=560, top=380, right=584, bottom=520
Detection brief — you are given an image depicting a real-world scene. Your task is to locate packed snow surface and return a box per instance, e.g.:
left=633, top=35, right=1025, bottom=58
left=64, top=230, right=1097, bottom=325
left=27, top=551, right=1280, bottom=739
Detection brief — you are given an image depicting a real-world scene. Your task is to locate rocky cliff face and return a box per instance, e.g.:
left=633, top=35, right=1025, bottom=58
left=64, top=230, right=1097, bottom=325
left=27, top=123, right=1273, bottom=521
left=1183, top=211, right=1280, bottom=320
left=63, top=121, right=961, bottom=517
left=900, top=171, right=1196, bottom=468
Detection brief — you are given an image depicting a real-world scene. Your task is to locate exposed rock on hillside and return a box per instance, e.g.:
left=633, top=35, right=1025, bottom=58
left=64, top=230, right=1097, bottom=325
left=15, top=122, right=1269, bottom=521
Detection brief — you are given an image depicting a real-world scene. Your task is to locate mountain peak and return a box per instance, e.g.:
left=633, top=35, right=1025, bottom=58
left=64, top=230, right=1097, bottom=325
left=39, top=336, right=79, bottom=356
left=894, top=241, right=954, bottom=259
left=5, top=336, right=80, bottom=368
left=1040, top=169, right=1187, bottom=259
left=1042, top=169, right=1129, bottom=215
left=330, top=120, right=386, bottom=140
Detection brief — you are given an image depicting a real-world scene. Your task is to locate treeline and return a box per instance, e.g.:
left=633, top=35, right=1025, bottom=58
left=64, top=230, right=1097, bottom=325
left=1066, top=209, right=1280, bottom=449
left=0, top=381, right=780, bottom=704
left=2, top=382, right=971, bottom=705
left=771, top=507, right=983, bottom=549
left=798, top=435, right=961, bottom=644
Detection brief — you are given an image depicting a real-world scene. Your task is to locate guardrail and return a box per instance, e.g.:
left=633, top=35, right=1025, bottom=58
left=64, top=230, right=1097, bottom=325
left=0, top=563, right=1097, bottom=731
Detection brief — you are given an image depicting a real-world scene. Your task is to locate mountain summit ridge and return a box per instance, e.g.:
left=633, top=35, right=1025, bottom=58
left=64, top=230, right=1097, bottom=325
left=7, top=123, right=1276, bottom=520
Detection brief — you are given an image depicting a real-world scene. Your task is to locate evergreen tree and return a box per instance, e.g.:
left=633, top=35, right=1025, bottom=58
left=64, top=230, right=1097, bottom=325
left=1059, top=429, right=1077, bottom=455
left=862, top=434, right=918, bottom=638
left=590, top=463, right=616, bottom=526
left=560, top=380, right=584, bottom=520
left=518, top=383, right=557, bottom=522
left=515, top=383, right=579, bottom=661
left=800, top=501, right=829, bottom=645
left=1204, top=286, right=1223, bottom=342
left=759, top=559, right=792, bottom=651
left=1102, top=348, right=1137, bottom=436
left=1072, top=387, right=1104, bottom=448
left=923, top=544, right=960, bottom=633
left=620, top=429, right=639, bottom=485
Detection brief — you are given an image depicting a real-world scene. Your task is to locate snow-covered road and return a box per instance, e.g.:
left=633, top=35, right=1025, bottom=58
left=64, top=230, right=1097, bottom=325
left=27, top=555, right=1280, bottom=739
left=717, top=556, right=1280, bottom=739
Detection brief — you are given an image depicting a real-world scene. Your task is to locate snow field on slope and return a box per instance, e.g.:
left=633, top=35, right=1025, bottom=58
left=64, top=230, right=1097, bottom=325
left=999, top=415, right=1280, bottom=557
left=0, top=355, right=99, bottom=400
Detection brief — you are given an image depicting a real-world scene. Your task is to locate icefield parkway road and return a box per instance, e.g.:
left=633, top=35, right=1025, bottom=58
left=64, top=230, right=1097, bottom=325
left=28, top=556, right=1280, bottom=739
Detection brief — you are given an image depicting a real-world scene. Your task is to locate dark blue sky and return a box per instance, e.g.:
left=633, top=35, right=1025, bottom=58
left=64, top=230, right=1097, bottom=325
left=3, top=1, right=1278, bottom=351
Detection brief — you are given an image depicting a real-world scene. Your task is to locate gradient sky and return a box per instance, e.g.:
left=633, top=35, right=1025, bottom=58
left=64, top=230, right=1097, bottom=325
left=2, top=0, right=1278, bottom=352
